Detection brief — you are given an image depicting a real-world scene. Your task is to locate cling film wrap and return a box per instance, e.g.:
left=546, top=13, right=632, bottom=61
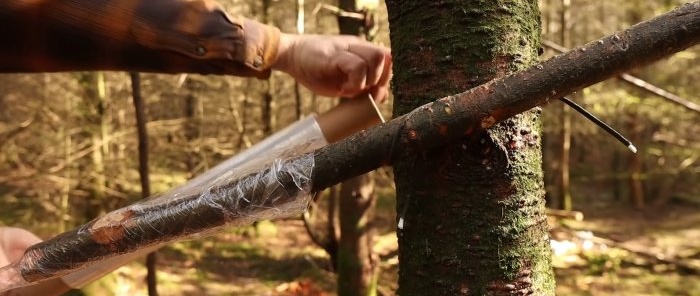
left=0, top=116, right=326, bottom=291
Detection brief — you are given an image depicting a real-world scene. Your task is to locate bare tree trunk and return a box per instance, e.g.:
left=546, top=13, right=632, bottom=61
left=327, top=186, right=339, bottom=270
left=627, top=112, right=645, bottom=209
left=184, top=91, right=200, bottom=176
left=130, top=72, right=158, bottom=296
left=558, top=0, right=573, bottom=211
left=261, top=0, right=275, bottom=136
left=294, top=0, right=305, bottom=120
left=338, top=174, right=377, bottom=296
left=262, top=89, right=274, bottom=136
left=233, top=81, right=253, bottom=150
left=78, top=72, right=108, bottom=219
left=55, top=73, right=73, bottom=233
left=336, top=1, right=379, bottom=295
left=302, top=187, right=339, bottom=271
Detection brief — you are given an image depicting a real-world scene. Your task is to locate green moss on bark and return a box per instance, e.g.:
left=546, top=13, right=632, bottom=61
left=387, top=1, right=554, bottom=295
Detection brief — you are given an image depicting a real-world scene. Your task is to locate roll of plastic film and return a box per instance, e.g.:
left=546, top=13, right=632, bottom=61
left=172, top=115, right=329, bottom=196
left=53, top=96, right=382, bottom=289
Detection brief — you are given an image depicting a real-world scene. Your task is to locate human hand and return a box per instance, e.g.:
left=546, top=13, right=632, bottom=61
left=0, top=227, right=40, bottom=269
left=272, top=34, right=392, bottom=102
left=0, top=227, right=41, bottom=294
left=0, top=227, right=81, bottom=296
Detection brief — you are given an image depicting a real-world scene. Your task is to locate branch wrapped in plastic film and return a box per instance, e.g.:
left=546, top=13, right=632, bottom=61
left=10, top=153, right=314, bottom=285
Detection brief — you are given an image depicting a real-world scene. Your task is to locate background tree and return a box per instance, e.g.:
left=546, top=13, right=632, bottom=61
left=130, top=72, right=158, bottom=296
left=336, top=2, right=380, bottom=296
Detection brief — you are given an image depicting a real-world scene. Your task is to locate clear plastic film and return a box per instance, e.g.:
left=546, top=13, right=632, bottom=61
left=0, top=116, right=327, bottom=292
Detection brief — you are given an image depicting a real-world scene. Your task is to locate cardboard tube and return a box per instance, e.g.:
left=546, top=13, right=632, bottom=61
left=316, top=95, right=384, bottom=143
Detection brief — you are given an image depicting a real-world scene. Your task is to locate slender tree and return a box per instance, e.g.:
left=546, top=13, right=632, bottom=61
left=77, top=72, right=109, bottom=220
left=386, top=1, right=554, bottom=294
left=558, top=0, right=573, bottom=211
left=336, top=3, right=379, bottom=296
left=130, top=72, right=158, bottom=296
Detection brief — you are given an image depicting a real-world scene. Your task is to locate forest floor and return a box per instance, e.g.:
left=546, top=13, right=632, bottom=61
left=73, top=198, right=700, bottom=296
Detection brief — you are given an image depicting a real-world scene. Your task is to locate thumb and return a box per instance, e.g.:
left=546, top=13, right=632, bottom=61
left=334, top=51, right=369, bottom=97
left=1, top=227, right=41, bottom=261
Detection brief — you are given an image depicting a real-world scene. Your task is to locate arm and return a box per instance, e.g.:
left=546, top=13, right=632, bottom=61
left=0, top=0, right=392, bottom=100
left=0, top=0, right=280, bottom=78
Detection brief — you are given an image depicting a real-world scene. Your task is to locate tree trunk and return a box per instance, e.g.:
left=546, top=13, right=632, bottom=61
left=184, top=91, right=200, bottom=176
left=78, top=72, right=108, bottom=220
left=130, top=72, right=158, bottom=296
left=627, top=112, right=645, bottom=209
left=294, top=0, right=304, bottom=120
left=336, top=1, right=379, bottom=295
left=261, top=0, right=275, bottom=136
left=386, top=1, right=554, bottom=295
left=558, top=0, right=572, bottom=211
left=338, top=174, right=377, bottom=296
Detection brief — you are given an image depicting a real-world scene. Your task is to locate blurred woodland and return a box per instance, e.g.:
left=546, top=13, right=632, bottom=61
left=0, top=0, right=698, bottom=295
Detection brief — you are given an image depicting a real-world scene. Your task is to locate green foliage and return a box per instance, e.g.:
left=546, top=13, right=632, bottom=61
left=583, top=249, right=625, bottom=276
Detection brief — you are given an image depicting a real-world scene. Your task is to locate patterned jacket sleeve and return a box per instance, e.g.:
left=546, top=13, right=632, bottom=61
left=0, top=0, right=281, bottom=78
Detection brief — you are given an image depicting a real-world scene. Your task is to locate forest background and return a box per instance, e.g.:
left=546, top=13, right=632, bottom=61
left=0, top=0, right=698, bottom=295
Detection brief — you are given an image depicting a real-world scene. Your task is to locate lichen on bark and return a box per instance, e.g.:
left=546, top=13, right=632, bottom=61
left=386, top=1, right=555, bottom=295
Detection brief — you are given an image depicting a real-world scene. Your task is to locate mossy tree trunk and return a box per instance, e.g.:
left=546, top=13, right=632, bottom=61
left=386, top=1, right=555, bottom=295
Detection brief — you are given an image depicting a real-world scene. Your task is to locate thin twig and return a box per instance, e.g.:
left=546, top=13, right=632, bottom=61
left=542, top=39, right=700, bottom=114
left=313, top=3, right=365, bottom=19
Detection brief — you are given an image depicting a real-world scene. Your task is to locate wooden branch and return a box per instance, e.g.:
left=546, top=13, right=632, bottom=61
left=559, top=227, right=700, bottom=275
left=18, top=157, right=312, bottom=282
left=0, top=113, right=37, bottom=150
left=12, top=2, right=700, bottom=285
left=311, top=2, right=700, bottom=191
left=542, top=39, right=700, bottom=114
left=312, top=3, right=365, bottom=20
left=546, top=208, right=584, bottom=221
left=619, top=73, right=700, bottom=113
left=585, top=235, right=700, bottom=274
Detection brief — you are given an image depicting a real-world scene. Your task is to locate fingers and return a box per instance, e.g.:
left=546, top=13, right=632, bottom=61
left=347, top=43, right=388, bottom=88
left=280, top=34, right=392, bottom=100
left=334, top=51, right=368, bottom=97
left=336, top=42, right=392, bottom=99
left=371, top=51, right=393, bottom=103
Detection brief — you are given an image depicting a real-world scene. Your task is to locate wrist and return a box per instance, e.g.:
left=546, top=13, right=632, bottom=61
left=271, top=33, right=296, bottom=74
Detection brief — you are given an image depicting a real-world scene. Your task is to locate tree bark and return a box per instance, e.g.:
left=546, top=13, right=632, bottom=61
left=12, top=2, right=700, bottom=285
left=386, top=1, right=552, bottom=295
